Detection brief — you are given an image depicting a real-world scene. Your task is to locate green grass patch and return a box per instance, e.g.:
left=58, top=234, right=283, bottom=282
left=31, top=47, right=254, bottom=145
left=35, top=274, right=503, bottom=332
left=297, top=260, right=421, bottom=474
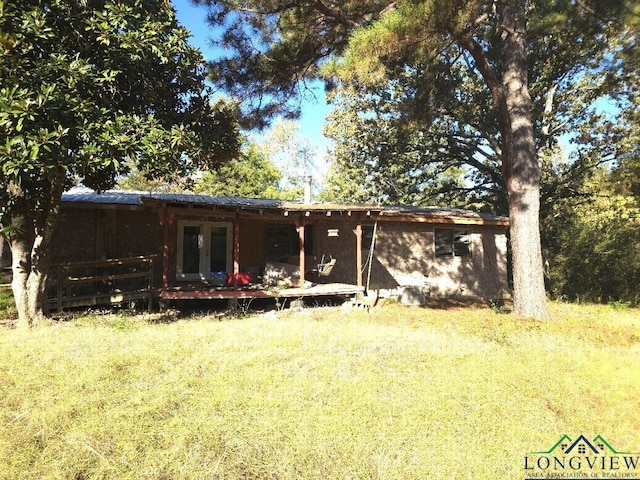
left=0, top=287, right=16, bottom=323
left=0, top=302, right=639, bottom=479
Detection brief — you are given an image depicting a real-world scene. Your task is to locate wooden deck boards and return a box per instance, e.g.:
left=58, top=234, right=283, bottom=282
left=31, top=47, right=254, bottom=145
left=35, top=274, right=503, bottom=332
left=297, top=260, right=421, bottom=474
left=46, top=290, right=153, bottom=310
left=159, top=283, right=364, bottom=300
left=47, top=283, right=364, bottom=311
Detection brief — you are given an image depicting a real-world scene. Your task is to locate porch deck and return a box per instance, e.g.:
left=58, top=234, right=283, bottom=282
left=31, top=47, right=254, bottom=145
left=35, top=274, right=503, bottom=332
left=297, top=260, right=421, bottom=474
left=159, top=282, right=365, bottom=300
left=46, top=255, right=365, bottom=312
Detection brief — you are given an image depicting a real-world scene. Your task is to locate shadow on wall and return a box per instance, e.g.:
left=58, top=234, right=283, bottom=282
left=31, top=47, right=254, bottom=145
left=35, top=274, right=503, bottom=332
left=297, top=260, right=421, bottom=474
left=366, top=256, right=401, bottom=290
left=367, top=224, right=508, bottom=300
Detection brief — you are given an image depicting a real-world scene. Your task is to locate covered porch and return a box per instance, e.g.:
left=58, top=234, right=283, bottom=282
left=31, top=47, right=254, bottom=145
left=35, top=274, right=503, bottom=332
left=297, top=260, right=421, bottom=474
left=48, top=189, right=510, bottom=311
left=45, top=255, right=366, bottom=313
left=46, top=191, right=381, bottom=312
left=148, top=196, right=378, bottom=307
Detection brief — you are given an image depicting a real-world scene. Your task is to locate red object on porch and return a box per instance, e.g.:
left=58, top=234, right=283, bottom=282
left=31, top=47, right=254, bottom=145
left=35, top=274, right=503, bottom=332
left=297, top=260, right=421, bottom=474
left=227, top=272, right=254, bottom=286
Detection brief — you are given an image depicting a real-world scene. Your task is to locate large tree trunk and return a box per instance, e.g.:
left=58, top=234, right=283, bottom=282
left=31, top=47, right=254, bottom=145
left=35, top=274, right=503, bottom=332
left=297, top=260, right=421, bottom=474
left=10, top=236, right=31, bottom=329
left=502, top=2, right=550, bottom=319
left=10, top=222, right=58, bottom=328
left=457, top=3, right=550, bottom=319
left=8, top=177, right=63, bottom=328
left=7, top=190, right=31, bottom=329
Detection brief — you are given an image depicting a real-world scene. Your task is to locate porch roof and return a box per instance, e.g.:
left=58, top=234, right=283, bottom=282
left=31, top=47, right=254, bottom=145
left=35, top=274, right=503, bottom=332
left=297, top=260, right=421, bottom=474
left=61, top=188, right=509, bottom=226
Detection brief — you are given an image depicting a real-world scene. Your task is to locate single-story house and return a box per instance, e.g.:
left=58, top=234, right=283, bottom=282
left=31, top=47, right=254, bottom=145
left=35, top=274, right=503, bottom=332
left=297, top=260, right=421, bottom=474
left=47, top=188, right=509, bottom=310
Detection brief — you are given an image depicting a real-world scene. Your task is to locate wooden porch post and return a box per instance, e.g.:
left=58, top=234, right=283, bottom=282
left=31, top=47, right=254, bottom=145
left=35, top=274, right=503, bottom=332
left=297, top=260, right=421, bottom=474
left=355, top=223, right=363, bottom=287
left=161, top=207, right=172, bottom=292
left=232, top=213, right=240, bottom=290
left=297, top=221, right=305, bottom=288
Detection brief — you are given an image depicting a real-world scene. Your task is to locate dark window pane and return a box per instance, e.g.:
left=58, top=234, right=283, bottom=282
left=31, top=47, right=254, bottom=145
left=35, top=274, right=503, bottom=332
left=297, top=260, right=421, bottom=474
left=182, top=226, right=200, bottom=274
left=266, top=224, right=314, bottom=258
left=266, top=225, right=294, bottom=257
left=435, top=229, right=453, bottom=256
left=453, top=231, right=471, bottom=257
left=363, top=225, right=375, bottom=249
left=210, top=227, right=227, bottom=272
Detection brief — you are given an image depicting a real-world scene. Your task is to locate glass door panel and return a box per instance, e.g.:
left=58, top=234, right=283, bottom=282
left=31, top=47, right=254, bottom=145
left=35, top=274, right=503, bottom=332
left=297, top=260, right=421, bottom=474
left=177, top=221, right=232, bottom=281
left=210, top=226, right=228, bottom=272
left=182, top=225, right=201, bottom=275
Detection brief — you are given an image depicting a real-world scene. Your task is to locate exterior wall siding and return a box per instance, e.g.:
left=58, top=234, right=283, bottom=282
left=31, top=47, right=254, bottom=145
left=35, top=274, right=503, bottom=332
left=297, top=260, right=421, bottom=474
left=50, top=204, right=508, bottom=300
left=51, top=208, right=98, bottom=263
left=311, top=219, right=360, bottom=285
left=372, top=222, right=508, bottom=299
left=52, top=207, right=163, bottom=263
left=303, top=219, right=508, bottom=300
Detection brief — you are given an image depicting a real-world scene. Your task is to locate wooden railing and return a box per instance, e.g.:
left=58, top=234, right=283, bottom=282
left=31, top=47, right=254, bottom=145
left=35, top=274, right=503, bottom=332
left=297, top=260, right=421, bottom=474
left=48, top=255, right=158, bottom=312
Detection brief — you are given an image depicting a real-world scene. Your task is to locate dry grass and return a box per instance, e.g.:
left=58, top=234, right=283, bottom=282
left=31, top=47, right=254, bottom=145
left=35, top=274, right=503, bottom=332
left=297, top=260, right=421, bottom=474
left=0, top=300, right=639, bottom=479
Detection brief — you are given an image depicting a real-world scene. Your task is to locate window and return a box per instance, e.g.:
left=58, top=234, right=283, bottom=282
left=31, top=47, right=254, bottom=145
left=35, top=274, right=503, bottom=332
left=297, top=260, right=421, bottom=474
left=435, top=228, right=472, bottom=257
left=266, top=224, right=314, bottom=258
left=362, top=225, right=375, bottom=249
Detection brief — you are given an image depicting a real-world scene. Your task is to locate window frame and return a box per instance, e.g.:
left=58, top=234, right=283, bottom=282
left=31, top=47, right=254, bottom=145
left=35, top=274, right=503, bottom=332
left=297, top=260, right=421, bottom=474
left=265, top=224, right=314, bottom=259
left=434, top=228, right=472, bottom=258
left=176, top=220, right=233, bottom=280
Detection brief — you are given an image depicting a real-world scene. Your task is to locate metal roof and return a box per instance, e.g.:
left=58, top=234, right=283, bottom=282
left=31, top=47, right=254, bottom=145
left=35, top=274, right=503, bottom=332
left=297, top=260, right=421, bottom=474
left=61, top=188, right=283, bottom=209
left=61, top=188, right=508, bottom=224
left=380, top=204, right=508, bottom=223
left=62, top=189, right=145, bottom=206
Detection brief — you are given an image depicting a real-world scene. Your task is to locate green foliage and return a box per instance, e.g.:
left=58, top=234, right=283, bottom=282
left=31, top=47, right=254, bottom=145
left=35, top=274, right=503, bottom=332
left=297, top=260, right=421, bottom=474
left=0, top=288, right=16, bottom=321
left=116, top=160, right=194, bottom=193
left=117, top=133, right=303, bottom=200
left=202, top=0, right=634, bottom=212
left=321, top=78, right=501, bottom=210
left=200, top=0, right=381, bottom=128
left=321, top=0, right=636, bottom=215
left=193, top=138, right=286, bottom=198
left=0, top=0, right=240, bottom=325
left=0, top=0, right=239, bottom=221
left=546, top=164, right=640, bottom=305
left=259, top=119, right=319, bottom=197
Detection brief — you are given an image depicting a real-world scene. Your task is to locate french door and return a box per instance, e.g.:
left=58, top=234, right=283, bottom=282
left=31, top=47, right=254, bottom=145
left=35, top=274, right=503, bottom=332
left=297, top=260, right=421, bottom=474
left=176, top=221, right=233, bottom=280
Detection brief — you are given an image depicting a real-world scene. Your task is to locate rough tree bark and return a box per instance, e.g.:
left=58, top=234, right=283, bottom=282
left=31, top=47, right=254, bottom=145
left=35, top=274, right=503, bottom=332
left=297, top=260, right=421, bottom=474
left=8, top=176, right=64, bottom=328
left=458, top=1, right=550, bottom=318
left=501, top=1, right=550, bottom=319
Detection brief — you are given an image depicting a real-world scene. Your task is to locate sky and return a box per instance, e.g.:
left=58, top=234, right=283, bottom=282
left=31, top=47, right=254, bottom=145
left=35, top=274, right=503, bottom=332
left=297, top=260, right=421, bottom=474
left=170, top=0, right=333, bottom=177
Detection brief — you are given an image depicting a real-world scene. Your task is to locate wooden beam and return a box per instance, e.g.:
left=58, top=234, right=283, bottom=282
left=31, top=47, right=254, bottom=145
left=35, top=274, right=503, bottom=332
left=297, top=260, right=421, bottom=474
left=233, top=214, right=240, bottom=290
left=355, top=223, right=363, bottom=287
left=297, top=221, right=305, bottom=288
left=161, top=208, right=172, bottom=291
left=151, top=202, right=509, bottom=227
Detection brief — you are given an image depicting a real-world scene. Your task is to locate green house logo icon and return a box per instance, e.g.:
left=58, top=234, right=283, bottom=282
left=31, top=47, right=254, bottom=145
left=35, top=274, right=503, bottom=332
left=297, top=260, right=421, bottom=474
left=525, top=434, right=640, bottom=476
left=531, top=435, right=637, bottom=456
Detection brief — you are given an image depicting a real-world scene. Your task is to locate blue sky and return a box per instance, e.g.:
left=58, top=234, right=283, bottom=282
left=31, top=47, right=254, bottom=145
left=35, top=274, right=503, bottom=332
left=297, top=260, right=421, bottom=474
left=171, top=0, right=332, bottom=164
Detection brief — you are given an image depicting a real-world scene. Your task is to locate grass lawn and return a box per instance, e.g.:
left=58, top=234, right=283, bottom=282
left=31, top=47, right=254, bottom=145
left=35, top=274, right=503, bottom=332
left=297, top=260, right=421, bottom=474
left=0, top=300, right=639, bottom=479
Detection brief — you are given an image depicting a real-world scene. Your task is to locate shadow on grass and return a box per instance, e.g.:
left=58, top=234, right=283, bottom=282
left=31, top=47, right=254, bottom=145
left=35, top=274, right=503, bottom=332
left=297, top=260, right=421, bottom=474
left=420, top=297, right=512, bottom=312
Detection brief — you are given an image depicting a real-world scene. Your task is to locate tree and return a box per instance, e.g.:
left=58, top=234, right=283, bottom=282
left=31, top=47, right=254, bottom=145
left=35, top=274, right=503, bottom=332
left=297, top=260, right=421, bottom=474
left=193, top=137, right=286, bottom=198
left=117, top=160, right=196, bottom=193
left=198, top=0, right=635, bottom=318
left=546, top=165, right=640, bottom=304
left=0, top=0, right=239, bottom=327
left=118, top=134, right=298, bottom=199
left=259, top=119, right=322, bottom=199
left=321, top=82, right=497, bottom=210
